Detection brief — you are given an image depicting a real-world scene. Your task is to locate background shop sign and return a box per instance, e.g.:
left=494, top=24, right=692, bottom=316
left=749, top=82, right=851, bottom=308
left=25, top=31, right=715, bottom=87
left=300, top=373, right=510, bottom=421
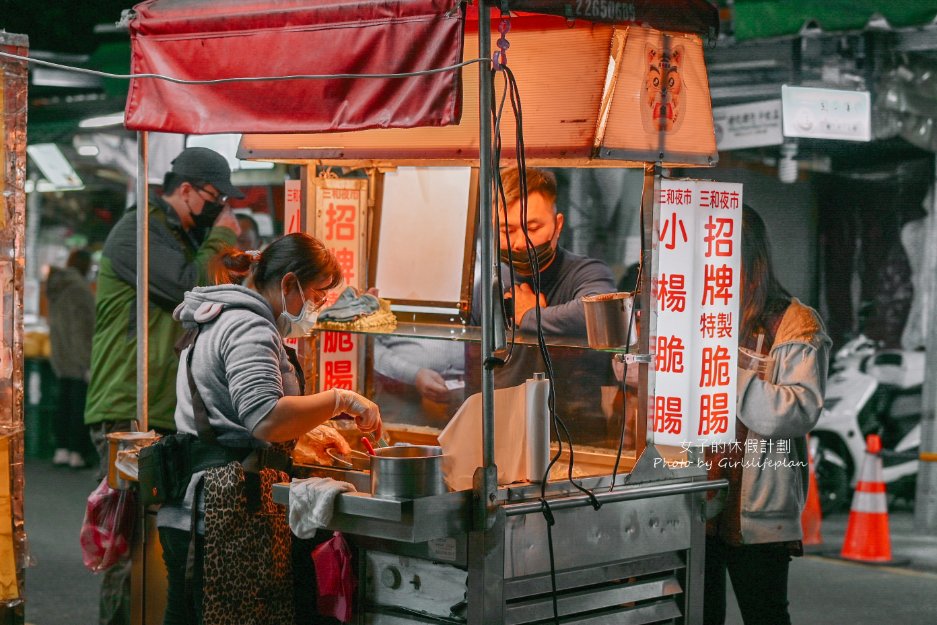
left=652, top=179, right=742, bottom=446
left=781, top=85, right=871, bottom=142
left=310, top=176, right=369, bottom=394
left=713, top=100, right=783, bottom=151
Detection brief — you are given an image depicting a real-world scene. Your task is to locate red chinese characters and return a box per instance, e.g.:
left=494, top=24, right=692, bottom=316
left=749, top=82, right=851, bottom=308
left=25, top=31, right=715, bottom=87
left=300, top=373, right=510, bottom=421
left=659, top=213, right=688, bottom=250
left=323, top=360, right=354, bottom=390
left=703, top=216, right=734, bottom=258
left=656, top=273, right=687, bottom=312
left=334, top=249, right=356, bottom=284
left=702, top=264, right=733, bottom=306
left=699, top=312, right=733, bottom=339
left=656, top=335, right=685, bottom=373
left=697, top=392, right=730, bottom=436
left=699, top=345, right=731, bottom=387
left=322, top=332, right=354, bottom=353
left=653, top=396, right=683, bottom=435
left=700, top=189, right=740, bottom=210
left=325, top=203, right=357, bottom=241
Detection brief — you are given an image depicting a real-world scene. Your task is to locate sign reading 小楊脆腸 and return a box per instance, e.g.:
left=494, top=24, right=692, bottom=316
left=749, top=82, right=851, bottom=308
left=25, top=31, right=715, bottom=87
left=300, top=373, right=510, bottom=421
left=652, top=179, right=742, bottom=446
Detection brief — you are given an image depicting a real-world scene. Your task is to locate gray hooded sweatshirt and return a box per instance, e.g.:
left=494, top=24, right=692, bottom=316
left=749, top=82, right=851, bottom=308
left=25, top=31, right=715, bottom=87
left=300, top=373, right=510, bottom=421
left=157, top=284, right=299, bottom=532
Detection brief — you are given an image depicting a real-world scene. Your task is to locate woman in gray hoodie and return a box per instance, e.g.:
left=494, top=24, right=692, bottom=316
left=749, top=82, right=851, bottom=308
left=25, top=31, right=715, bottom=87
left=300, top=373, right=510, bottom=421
left=704, top=206, right=831, bottom=625
left=157, top=233, right=382, bottom=625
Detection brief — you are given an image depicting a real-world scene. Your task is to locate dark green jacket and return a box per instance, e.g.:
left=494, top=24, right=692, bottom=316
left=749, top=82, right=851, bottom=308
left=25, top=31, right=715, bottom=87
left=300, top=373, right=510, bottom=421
left=84, top=194, right=237, bottom=430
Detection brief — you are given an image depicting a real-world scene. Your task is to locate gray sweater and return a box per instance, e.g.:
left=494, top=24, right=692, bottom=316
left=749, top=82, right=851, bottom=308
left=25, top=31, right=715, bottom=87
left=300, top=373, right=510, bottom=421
left=157, top=285, right=300, bottom=531
left=472, top=247, right=617, bottom=336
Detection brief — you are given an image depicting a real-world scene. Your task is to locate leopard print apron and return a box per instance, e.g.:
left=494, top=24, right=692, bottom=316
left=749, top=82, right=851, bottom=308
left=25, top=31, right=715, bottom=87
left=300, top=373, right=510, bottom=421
left=201, top=445, right=294, bottom=625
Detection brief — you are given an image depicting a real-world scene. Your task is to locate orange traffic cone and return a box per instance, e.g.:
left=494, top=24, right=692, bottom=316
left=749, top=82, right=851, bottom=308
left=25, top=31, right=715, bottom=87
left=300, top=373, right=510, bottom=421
left=840, top=434, right=892, bottom=563
left=801, top=437, right=823, bottom=546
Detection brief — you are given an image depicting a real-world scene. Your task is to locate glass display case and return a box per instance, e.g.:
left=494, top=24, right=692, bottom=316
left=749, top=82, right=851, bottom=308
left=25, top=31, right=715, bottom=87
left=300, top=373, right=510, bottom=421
left=311, top=322, right=642, bottom=484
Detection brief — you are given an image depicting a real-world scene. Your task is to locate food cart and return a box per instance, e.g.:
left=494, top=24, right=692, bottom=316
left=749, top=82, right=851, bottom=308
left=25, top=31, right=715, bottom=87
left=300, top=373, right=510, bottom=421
left=122, top=1, right=739, bottom=623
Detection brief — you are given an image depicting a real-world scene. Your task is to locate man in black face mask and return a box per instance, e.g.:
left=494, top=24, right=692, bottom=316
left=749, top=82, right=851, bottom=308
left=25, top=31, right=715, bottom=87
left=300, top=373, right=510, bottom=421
left=84, top=147, right=243, bottom=625
left=468, top=167, right=619, bottom=446
left=494, top=166, right=616, bottom=336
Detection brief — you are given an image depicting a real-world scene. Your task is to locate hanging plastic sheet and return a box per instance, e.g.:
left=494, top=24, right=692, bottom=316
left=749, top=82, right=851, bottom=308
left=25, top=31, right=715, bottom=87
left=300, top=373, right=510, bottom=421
left=124, top=0, right=466, bottom=134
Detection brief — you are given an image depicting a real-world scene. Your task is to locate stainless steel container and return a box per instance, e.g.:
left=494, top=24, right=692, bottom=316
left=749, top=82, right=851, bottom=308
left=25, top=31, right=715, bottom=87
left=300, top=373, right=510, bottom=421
left=370, top=445, right=446, bottom=499
left=581, top=291, right=636, bottom=349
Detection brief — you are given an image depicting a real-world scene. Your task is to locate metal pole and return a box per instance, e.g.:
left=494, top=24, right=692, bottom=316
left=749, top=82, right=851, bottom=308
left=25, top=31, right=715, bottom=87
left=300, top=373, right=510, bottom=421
left=915, top=167, right=937, bottom=531
left=136, top=131, right=149, bottom=432
left=476, top=2, right=497, bottom=513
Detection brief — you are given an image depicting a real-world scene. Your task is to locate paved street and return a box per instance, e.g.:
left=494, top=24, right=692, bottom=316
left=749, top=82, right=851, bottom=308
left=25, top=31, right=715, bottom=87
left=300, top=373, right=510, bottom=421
left=24, top=458, right=100, bottom=625
left=21, top=458, right=937, bottom=625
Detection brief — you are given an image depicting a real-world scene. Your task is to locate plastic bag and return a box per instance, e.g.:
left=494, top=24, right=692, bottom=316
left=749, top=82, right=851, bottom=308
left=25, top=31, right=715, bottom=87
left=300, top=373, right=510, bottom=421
left=79, top=478, right=136, bottom=572
left=311, top=531, right=356, bottom=623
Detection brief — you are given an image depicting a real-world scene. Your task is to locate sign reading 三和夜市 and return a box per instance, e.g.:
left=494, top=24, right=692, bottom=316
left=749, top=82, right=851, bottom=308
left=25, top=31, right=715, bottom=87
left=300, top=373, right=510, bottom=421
left=652, top=179, right=742, bottom=446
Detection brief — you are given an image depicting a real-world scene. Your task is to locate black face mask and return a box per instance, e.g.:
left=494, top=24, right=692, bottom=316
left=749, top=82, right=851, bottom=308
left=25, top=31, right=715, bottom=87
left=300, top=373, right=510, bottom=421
left=192, top=200, right=225, bottom=230
left=499, top=240, right=556, bottom=276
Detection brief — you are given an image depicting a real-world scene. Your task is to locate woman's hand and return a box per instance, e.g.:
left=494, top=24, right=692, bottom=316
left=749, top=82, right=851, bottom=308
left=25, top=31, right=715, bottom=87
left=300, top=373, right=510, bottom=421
left=333, top=388, right=383, bottom=438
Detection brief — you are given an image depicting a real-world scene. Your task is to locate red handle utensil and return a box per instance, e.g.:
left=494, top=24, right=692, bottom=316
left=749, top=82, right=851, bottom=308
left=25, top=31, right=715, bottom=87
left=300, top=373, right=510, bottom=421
left=361, top=436, right=376, bottom=456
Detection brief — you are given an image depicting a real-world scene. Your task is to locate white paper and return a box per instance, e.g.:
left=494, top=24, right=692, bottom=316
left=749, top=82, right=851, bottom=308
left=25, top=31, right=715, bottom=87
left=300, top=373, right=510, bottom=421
left=438, top=384, right=528, bottom=491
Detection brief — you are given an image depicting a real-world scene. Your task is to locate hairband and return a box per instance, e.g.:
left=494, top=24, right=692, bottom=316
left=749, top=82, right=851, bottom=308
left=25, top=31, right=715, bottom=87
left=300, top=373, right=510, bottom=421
left=245, top=249, right=262, bottom=263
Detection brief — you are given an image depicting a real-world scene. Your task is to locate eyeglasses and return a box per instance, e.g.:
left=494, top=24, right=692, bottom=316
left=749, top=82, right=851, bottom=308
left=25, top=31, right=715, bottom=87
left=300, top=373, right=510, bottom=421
left=196, top=185, right=228, bottom=205
left=308, top=288, right=330, bottom=309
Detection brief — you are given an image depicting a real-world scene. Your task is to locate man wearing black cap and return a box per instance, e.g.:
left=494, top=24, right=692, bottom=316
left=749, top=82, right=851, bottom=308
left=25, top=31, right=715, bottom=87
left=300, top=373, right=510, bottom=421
left=84, top=147, right=242, bottom=625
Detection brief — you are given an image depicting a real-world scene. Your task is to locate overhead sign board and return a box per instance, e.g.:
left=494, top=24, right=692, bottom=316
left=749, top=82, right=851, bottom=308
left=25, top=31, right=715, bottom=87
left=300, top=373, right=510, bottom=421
left=714, top=100, right=783, bottom=151
left=781, top=85, right=871, bottom=142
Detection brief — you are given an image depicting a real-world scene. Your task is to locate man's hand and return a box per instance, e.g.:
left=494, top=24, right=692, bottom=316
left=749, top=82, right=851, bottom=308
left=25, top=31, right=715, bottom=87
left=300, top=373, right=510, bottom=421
left=214, top=206, right=241, bottom=235
left=506, top=283, right=547, bottom=327
left=414, top=368, right=450, bottom=403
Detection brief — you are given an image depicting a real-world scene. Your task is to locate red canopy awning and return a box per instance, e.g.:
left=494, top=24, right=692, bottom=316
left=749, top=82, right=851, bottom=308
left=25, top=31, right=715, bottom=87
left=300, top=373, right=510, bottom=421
left=124, top=0, right=465, bottom=134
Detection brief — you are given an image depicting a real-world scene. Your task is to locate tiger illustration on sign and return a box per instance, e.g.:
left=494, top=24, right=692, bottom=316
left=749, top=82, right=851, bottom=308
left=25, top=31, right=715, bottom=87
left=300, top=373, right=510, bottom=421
left=641, top=42, right=686, bottom=134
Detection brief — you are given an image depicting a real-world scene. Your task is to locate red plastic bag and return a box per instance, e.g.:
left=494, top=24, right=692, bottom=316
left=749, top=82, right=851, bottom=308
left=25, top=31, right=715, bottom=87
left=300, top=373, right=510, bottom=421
left=79, top=478, right=136, bottom=572
left=312, top=532, right=356, bottom=623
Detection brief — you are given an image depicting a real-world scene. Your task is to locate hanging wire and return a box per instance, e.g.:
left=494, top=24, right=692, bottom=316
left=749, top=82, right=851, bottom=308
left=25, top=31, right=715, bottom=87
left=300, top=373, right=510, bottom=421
left=0, top=50, right=488, bottom=84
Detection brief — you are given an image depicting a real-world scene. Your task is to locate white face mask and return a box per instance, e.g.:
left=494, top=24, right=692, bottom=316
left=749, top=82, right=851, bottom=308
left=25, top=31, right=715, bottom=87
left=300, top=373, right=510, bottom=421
left=276, top=282, right=320, bottom=339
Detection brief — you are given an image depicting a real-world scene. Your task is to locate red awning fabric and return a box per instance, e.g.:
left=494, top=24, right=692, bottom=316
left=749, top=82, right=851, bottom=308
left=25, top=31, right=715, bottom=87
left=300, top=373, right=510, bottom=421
left=124, top=0, right=465, bottom=134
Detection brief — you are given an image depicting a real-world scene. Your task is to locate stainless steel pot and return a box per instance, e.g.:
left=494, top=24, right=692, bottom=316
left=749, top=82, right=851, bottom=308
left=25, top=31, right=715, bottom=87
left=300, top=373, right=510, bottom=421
left=370, top=445, right=446, bottom=499
left=581, top=291, right=636, bottom=349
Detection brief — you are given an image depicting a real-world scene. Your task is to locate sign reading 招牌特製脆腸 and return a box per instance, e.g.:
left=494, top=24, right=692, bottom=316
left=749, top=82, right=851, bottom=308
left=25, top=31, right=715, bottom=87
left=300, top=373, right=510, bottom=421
left=652, top=180, right=742, bottom=447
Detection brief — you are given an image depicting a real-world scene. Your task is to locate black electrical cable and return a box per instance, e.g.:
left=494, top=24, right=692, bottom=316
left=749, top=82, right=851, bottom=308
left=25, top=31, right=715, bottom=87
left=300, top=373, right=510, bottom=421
left=504, top=65, right=599, bottom=508
left=490, top=68, right=518, bottom=368
left=497, top=63, right=605, bottom=625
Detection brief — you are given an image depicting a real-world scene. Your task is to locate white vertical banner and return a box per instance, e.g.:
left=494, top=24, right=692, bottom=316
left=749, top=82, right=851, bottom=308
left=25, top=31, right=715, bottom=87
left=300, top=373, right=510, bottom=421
left=652, top=179, right=741, bottom=446
left=653, top=180, right=698, bottom=446
left=313, top=178, right=369, bottom=394
left=693, top=182, right=742, bottom=446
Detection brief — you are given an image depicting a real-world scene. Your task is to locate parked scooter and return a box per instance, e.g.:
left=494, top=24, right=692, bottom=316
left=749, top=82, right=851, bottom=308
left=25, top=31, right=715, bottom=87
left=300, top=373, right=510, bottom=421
left=812, top=336, right=922, bottom=515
